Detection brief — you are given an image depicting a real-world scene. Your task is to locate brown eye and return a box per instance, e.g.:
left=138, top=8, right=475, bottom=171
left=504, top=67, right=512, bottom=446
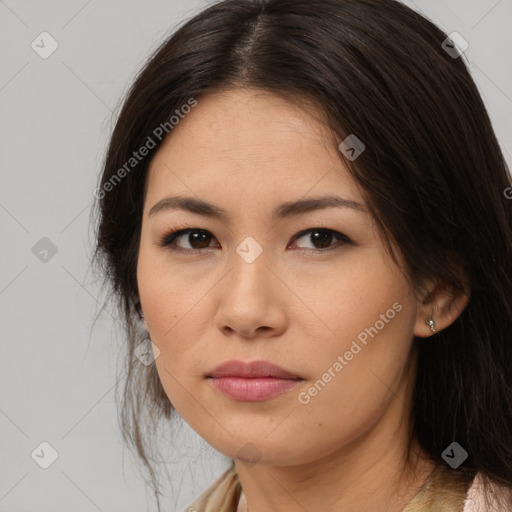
left=160, top=227, right=350, bottom=254
left=291, top=228, right=350, bottom=251
left=161, top=229, right=216, bottom=250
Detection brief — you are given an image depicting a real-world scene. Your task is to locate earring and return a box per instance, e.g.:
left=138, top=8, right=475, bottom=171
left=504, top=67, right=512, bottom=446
left=425, top=318, right=436, bottom=332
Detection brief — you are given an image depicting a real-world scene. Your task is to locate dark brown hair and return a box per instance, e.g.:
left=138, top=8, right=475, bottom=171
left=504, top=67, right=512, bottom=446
left=92, top=0, right=512, bottom=509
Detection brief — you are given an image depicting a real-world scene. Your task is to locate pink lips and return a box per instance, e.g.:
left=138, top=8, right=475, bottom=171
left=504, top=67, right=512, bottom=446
left=206, top=360, right=303, bottom=402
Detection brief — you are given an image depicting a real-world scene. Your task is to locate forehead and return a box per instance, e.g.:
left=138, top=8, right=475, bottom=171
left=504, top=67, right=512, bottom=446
left=145, top=88, right=363, bottom=206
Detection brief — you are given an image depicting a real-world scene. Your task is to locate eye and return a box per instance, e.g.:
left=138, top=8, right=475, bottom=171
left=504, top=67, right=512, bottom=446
left=289, top=228, right=351, bottom=251
left=159, top=227, right=351, bottom=253
left=160, top=228, right=218, bottom=252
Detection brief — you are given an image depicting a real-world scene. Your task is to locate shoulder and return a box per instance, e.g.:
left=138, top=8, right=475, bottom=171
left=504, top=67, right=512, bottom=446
left=184, top=467, right=512, bottom=512
left=185, top=465, right=241, bottom=512
left=463, top=472, right=512, bottom=512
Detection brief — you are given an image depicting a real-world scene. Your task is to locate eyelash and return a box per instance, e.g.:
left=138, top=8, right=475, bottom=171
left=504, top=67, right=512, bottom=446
left=159, top=224, right=352, bottom=254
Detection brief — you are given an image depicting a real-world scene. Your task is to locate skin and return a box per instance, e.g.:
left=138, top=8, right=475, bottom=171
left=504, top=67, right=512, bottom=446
left=136, top=88, right=469, bottom=512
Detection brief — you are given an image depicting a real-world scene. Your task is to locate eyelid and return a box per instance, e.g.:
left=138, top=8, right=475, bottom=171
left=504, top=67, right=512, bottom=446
left=159, top=224, right=351, bottom=253
left=289, top=227, right=351, bottom=250
left=160, top=227, right=217, bottom=251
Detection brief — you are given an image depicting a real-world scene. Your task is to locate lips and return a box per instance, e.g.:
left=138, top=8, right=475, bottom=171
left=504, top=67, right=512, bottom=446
left=207, top=359, right=302, bottom=379
left=206, top=360, right=303, bottom=402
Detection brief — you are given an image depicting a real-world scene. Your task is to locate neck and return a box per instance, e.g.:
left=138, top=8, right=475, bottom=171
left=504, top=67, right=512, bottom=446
left=236, top=444, right=435, bottom=512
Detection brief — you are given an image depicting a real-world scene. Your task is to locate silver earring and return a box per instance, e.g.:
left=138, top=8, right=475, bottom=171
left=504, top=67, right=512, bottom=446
left=425, top=318, right=436, bottom=332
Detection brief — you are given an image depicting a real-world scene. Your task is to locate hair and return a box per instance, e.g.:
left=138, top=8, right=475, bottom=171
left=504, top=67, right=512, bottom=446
left=91, top=0, right=512, bottom=510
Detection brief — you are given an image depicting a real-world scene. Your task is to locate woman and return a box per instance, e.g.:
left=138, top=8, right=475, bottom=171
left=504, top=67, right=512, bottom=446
left=92, top=0, right=512, bottom=510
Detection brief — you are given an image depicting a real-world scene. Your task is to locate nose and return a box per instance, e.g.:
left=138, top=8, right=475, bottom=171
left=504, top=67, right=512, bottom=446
left=215, top=248, right=288, bottom=340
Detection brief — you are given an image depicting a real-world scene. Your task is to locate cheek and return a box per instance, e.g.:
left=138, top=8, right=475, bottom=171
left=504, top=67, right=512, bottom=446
left=272, top=310, right=417, bottom=465
left=305, top=299, right=416, bottom=411
left=136, top=246, right=214, bottom=398
left=138, top=264, right=209, bottom=421
left=282, top=256, right=417, bottom=441
left=292, top=246, right=413, bottom=351
left=137, top=242, right=200, bottom=336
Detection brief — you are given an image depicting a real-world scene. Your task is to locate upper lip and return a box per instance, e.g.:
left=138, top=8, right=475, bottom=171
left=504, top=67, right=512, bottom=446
left=207, top=359, right=302, bottom=379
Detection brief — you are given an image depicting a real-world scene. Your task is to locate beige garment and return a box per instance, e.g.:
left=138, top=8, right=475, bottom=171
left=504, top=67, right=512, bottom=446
left=185, top=466, right=240, bottom=512
left=185, top=465, right=512, bottom=512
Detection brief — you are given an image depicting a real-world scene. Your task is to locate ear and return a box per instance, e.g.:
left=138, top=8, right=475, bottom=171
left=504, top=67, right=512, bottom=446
left=413, top=275, right=470, bottom=338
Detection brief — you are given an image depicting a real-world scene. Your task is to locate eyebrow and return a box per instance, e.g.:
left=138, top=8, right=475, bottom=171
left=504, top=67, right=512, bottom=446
left=148, top=195, right=367, bottom=220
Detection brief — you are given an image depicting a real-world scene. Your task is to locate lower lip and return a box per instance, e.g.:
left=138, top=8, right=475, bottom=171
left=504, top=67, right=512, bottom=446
left=208, top=377, right=302, bottom=401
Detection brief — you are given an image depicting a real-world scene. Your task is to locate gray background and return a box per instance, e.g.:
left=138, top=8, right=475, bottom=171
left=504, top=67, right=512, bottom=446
left=1, top=1, right=511, bottom=511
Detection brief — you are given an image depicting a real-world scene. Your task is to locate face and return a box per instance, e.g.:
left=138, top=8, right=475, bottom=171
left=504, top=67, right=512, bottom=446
left=137, top=88, right=425, bottom=467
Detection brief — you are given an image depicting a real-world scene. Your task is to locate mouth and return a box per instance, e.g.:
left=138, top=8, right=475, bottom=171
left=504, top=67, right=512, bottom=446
left=206, top=359, right=304, bottom=402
